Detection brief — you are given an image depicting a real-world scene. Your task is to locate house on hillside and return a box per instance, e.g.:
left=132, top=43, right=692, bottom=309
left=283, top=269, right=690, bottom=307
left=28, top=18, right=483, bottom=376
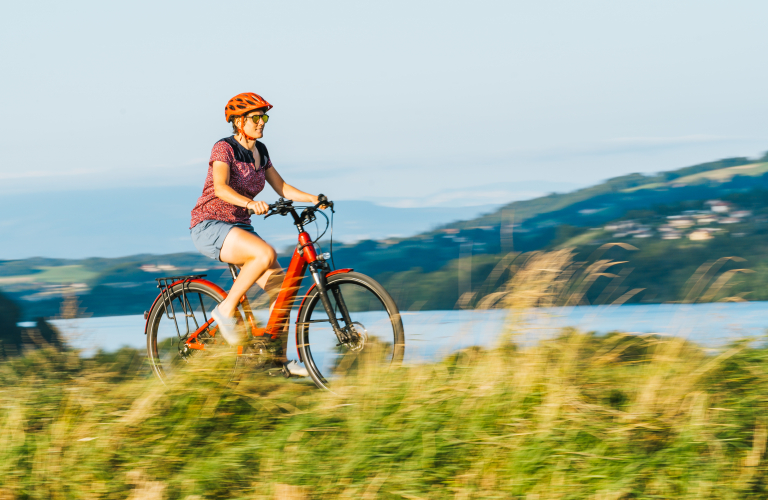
left=688, top=228, right=721, bottom=241
left=731, top=210, right=752, bottom=218
left=694, top=214, right=719, bottom=225
left=667, top=216, right=695, bottom=228
left=689, top=230, right=712, bottom=241
left=705, top=200, right=732, bottom=213
left=140, top=264, right=178, bottom=273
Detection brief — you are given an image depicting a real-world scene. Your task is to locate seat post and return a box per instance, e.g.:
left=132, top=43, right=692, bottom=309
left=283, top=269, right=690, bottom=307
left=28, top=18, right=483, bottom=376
left=228, top=264, right=239, bottom=281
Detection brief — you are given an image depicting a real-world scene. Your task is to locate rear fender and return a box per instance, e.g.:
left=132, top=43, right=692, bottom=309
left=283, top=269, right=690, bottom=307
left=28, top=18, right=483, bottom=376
left=144, top=279, right=227, bottom=335
left=295, top=268, right=353, bottom=361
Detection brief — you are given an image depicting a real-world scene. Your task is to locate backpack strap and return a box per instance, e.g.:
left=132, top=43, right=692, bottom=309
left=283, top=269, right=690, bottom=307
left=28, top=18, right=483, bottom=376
left=254, top=141, right=270, bottom=168
left=219, top=136, right=270, bottom=168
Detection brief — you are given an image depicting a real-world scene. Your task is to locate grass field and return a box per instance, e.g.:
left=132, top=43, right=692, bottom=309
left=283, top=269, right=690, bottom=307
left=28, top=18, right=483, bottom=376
left=0, top=265, right=98, bottom=285
left=2, top=330, right=768, bottom=499
left=674, top=162, right=768, bottom=185
left=623, top=162, right=768, bottom=193
left=2, top=250, right=767, bottom=499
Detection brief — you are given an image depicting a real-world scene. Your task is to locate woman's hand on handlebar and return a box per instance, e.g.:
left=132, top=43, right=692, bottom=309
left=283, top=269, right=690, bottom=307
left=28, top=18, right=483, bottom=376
left=247, top=200, right=270, bottom=215
left=309, top=195, right=324, bottom=208
left=311, top=194, right=332, bottom=210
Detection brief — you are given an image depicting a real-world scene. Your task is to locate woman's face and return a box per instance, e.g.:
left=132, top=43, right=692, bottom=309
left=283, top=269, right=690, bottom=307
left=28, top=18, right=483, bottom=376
left=238, top=109, right=267, bottom=139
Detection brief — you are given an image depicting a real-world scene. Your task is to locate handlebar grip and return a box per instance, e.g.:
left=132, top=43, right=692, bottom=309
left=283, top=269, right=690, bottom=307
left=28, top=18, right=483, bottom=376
left=249, top=201, right=278, bottom=216
left=315, top=193, right=334, bottom=210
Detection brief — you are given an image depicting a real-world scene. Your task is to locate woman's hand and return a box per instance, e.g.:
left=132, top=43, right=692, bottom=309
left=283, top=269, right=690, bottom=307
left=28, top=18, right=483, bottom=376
left=311, top=195, right=329, bottom=209
left=247, top=200, right=270, bottom=215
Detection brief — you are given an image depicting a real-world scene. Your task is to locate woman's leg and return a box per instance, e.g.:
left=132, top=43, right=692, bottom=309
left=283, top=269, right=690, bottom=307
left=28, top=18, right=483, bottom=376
left=216, top=228, right=292, bottom=363
left=259, top=265, right=286, bottom=312
left=216, top=228, right=277, bottom=318
left=260, top=265, right=291, bottom=362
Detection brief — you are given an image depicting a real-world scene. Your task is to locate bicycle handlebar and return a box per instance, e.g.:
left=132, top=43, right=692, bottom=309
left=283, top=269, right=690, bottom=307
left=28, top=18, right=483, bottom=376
left=247, top=194, right=336, bottom=260
left=247, top=194, right=334, bottom=218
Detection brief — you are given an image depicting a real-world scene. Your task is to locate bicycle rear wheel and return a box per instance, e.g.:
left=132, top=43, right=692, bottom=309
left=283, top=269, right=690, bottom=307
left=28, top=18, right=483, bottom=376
left=146, top=281, right=241, bottom=385
left=296, top=272, right=404, bottom=390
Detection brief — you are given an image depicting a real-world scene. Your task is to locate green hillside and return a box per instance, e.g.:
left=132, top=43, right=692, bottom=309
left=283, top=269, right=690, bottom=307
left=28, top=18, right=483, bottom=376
left=449, top=155, right=763, bottom=230
left=4, top=153, right=768, bottom=318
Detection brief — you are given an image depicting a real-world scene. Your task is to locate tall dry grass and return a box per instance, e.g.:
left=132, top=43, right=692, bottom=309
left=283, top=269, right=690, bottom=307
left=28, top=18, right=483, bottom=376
left=0, top=247, right=767, bottom=499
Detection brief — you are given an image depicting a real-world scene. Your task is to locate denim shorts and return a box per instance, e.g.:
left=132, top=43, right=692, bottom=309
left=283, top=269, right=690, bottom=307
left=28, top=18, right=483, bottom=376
left=190, top=220, right=260, bottom=261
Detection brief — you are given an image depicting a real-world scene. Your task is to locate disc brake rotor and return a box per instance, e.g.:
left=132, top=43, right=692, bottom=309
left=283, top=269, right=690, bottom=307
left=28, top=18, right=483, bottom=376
left=347, top=322, right=368, bottom=352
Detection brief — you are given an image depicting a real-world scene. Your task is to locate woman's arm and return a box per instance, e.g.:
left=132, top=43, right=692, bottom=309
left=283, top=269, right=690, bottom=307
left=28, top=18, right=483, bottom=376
left=265, top=166, right=320, bottom=205
left=211, top=161, right=269, bottom=214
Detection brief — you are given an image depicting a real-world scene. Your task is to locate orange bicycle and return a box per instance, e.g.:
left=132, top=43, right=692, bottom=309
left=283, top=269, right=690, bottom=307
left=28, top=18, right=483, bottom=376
left=143, top=196, right=405, bottom=390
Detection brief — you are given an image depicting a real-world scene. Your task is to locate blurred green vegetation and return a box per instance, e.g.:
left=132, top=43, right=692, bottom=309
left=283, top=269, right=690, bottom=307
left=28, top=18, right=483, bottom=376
left=2, top=248, right=768, bottom=498
left=4, top=330, right=768, bottom=498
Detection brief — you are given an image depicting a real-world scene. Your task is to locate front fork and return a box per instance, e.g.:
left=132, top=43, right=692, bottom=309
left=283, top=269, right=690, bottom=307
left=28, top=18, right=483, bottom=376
left=310, top=262, right=356, bottom=344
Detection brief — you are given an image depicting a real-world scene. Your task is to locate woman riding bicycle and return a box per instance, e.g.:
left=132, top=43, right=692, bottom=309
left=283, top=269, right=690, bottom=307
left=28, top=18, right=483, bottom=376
left=189, top=92, right=322, bottom=376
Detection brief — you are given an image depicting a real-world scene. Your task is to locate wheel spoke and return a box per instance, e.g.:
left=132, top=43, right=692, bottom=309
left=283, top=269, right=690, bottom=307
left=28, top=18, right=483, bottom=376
left=147, top=283, right=242, bottom=386
left=297, top=273, right=404, bottom=390
left=297, top=318, right=345, bottom=325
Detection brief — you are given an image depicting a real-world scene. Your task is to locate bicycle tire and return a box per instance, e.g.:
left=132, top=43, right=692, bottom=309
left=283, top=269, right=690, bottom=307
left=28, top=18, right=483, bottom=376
left=296, top=272, right=405, bottom=390
left=146, top=280, right=242, bottom=385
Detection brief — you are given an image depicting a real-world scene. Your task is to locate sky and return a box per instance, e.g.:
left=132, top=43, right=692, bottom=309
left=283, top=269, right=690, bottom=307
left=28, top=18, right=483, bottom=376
left=2, top=1, right=768, bottom=209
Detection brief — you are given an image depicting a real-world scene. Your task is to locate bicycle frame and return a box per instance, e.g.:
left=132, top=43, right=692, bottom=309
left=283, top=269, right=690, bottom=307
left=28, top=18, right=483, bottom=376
left=238, top=230, right=345, bottom=342
left=145, top=223, right=352, bottom=357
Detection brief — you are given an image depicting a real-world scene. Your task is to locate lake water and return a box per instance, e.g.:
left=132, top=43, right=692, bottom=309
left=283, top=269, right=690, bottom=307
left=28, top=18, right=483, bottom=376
left=43, top=301, right=768, bottom=363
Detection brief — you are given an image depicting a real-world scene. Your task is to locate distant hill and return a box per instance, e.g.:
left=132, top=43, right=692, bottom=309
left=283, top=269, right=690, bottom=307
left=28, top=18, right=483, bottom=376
left=449, top=156, right=764, bottom=228
left=0, top=187, right=509, bottom=260
left=4, top=152, right=768, bottom=318
left=440, top=155, right=768, bottom=251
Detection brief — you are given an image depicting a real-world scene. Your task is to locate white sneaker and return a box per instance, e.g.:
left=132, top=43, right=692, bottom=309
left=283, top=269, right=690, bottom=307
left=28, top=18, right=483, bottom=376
left=282, top=360, right=309, bottom=378
left=211, top=306, right=247, bottom=345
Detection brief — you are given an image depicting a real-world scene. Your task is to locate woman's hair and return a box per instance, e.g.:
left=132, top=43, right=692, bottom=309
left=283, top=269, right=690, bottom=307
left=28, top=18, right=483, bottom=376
left=229, top=116, right=241, bottom=134
left=229, top=107, right=268, bottom=134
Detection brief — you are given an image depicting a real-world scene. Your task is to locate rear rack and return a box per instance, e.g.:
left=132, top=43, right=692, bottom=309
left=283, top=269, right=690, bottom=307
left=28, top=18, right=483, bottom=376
left=155, top=274, right=208, bottom=339
left=155, top=274, right=207, bottom=287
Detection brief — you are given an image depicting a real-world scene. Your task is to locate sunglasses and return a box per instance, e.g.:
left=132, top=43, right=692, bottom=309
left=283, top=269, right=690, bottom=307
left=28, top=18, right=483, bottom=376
left=248, top=114, right=269, bottom=124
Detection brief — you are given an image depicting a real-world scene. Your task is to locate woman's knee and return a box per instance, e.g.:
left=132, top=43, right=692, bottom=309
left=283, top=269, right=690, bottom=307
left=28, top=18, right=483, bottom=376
left=247, top=244, right=277, bottom=268
left=221, top=229, right=276, bottom=267
left=264, top=246, right=278, bottom=267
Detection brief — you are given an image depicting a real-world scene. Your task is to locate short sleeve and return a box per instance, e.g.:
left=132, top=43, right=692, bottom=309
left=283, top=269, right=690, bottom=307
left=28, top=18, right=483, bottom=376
left=264, top=158, right=273, bottom=170
left=209, top=141, right=235, bottom=166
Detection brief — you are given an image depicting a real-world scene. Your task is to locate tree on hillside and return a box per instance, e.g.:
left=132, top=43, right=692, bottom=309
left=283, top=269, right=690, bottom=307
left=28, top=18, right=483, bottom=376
left=0, top=292, right=65, bottom=356
left=0, top=291, right=24, bottom=356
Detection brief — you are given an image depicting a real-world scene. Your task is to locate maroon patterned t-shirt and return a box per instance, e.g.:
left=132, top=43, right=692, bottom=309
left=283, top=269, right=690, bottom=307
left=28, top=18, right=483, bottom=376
left=190, top=137, right=273, bottom=229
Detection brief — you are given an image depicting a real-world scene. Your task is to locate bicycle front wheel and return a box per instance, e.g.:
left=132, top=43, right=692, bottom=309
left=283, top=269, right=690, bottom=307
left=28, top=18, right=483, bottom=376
left=296, top=272, right=404, bottom=390
left=146, top=281, right=241, bottom=386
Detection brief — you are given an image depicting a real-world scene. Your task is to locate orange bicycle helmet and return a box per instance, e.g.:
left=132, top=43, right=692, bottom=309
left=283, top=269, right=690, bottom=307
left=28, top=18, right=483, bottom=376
left=225, top=92, right=273, bottom=122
